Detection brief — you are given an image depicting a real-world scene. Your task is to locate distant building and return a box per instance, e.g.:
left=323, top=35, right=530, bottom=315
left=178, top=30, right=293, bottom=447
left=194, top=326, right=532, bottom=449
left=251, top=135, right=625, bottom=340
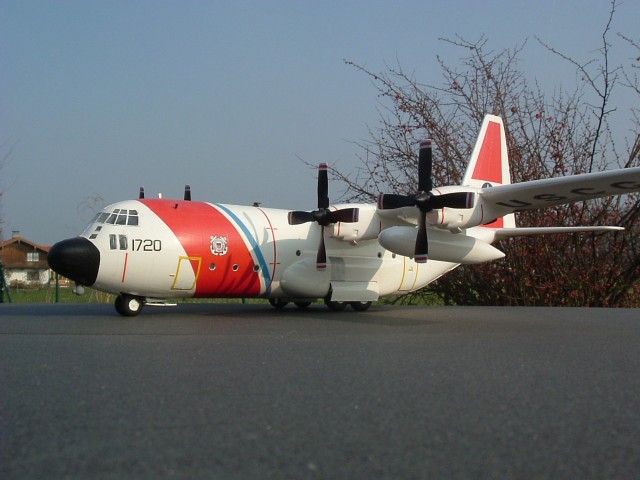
left=0, top=232, right=52, bottom=287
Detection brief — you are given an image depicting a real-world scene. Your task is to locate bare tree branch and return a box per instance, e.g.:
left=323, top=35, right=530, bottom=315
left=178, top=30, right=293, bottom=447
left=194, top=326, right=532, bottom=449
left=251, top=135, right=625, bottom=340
left=338, top=2, right=640, bottom=306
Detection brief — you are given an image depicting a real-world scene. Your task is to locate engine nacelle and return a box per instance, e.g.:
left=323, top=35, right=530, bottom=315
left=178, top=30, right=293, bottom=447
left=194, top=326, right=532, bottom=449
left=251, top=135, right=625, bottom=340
left=329, top=204, right=381, bottom=242
left=378, top=226, right=504, bottom=264
left=427, top=186, right=485, bottom=231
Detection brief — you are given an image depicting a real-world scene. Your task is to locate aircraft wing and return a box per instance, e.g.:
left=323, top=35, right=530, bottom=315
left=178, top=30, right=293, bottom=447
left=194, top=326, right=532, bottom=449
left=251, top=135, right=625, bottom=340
left=480, top=166, right=640, bottom=214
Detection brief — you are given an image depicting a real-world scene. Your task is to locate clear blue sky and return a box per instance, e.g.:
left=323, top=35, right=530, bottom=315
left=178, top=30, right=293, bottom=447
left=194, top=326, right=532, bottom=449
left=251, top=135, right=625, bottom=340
left=1, top=0, right=638, bottom=245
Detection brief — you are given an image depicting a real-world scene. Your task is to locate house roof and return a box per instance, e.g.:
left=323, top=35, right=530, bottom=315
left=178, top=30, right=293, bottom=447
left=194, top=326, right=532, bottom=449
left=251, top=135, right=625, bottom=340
left=0, top=236, right=50, bottom=253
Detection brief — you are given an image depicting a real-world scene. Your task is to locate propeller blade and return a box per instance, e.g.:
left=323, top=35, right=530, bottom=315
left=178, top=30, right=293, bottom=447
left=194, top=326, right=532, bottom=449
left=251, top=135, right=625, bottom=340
left=317, top=163, right=329, bottom=209
left=326, top=207, right=359, bottom=224
left=184, top=185, right=191, bottom=201
left=289, top=162, right=358, bottom=270
left=414, top=212, right=429, bottom=263
left=429, top=192, right=475, bottom=210
left=378, top=193, right=417, bottom=210
left=139, top=187, right=145, bottom=199
left=317, top=226, right=327, bottom=270
left=377, top=138, right=476, bottom=263
left=418, top=139, right=433, bottom=193
left=288, top=211, right=316, bottom=225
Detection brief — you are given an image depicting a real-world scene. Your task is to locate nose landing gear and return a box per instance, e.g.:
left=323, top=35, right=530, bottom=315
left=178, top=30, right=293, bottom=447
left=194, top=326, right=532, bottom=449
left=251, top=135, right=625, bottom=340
left=115, top=294, right=144, bottom=317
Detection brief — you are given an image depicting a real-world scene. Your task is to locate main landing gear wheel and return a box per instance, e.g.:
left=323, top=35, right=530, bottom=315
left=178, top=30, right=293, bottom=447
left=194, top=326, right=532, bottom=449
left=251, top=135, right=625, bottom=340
left=350, top=301, right=372, bottom=312
left=324, top=299, right=348, bottom=311
left=294, top=301, right=312, bottom=309
left=268, top=298, right=289, bottom=309
left=115, top=294, right=144, bottom=317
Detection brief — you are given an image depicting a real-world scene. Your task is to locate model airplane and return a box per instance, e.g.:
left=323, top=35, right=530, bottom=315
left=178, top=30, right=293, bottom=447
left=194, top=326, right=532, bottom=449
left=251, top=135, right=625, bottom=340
left=48, top=115, right=640, bottom=316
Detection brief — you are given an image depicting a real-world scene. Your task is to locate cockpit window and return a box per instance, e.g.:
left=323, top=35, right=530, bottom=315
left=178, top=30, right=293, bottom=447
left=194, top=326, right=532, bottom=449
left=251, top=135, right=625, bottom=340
left=127, top=210, right=139, bottom=225
left=97, top=208, right=140, bottom=227
left=81, top=214, right=101, bottom=236
left=109, top=234, right=129, bottom=250
left=82, top=207, right=139, bottom=240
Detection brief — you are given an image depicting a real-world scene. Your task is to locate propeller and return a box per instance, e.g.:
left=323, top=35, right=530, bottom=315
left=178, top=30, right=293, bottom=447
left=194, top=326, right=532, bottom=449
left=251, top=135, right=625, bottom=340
left=288, top=163, right=359, bottom=270
left=377, top=140, right=474, bottom=263
left=139, top=187, right=145, bottom=199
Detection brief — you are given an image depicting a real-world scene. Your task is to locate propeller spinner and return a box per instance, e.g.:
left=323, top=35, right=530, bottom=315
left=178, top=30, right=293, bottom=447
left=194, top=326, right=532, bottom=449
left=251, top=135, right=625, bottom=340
left=377, top=140, right=474, bottom=263
left=288, top=163, right=359, bottom=270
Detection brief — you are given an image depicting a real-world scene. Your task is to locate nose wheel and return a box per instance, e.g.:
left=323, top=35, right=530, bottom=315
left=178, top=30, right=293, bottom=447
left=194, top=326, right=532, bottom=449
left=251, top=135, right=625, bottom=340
left=115, top=294, right=144, bottom=317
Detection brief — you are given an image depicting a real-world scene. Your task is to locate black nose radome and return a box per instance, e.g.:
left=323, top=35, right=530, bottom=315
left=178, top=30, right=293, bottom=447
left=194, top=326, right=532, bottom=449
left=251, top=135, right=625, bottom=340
left=48, top=237, right=100, bottom=286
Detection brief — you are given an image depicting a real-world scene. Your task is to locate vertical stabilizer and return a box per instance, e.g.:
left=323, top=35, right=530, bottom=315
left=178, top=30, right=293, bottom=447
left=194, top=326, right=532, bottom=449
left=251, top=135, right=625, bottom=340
left=462, top=115, right=515, bottom=228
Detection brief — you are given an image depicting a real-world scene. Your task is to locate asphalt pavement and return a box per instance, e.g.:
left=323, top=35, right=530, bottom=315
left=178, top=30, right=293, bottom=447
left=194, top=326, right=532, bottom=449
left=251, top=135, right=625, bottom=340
left=1, top=303, right=639, bottom=479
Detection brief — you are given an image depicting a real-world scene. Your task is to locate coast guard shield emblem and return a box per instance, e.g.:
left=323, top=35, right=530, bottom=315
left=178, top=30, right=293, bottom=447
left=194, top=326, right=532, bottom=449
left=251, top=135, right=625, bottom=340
left=210, top=236, right=228, bottom=256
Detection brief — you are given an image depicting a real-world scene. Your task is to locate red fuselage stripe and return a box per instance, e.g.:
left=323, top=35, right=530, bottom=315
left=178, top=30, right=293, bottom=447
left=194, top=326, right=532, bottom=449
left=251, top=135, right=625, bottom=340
left=140, top=199, right=262, bottom=297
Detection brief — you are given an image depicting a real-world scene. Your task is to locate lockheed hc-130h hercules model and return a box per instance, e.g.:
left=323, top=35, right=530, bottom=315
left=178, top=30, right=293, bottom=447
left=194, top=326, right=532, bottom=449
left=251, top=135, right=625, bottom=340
left=48, top=115, right=640, bottom=316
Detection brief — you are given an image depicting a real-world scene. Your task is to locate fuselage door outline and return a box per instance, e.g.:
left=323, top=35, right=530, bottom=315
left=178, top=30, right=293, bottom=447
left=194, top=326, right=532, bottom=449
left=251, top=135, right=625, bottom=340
left=171, top=256, right=202, bottom=291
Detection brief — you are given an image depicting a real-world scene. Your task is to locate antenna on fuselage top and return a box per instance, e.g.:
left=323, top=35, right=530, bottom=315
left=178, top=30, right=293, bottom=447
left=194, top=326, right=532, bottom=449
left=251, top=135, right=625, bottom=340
left=184, top=185, right=191, bottom=201
left=139, top=187, right=145, bottom=199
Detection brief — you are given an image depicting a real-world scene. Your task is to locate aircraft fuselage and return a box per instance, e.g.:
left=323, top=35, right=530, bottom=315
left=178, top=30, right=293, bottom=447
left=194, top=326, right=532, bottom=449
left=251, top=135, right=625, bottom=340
left=51, top=198, right=457, bottom=308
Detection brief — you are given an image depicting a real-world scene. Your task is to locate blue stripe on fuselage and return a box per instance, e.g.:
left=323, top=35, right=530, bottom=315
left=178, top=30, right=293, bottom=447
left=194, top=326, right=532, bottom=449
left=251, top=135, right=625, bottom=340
left=213, top=203, right=272, bottom=294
